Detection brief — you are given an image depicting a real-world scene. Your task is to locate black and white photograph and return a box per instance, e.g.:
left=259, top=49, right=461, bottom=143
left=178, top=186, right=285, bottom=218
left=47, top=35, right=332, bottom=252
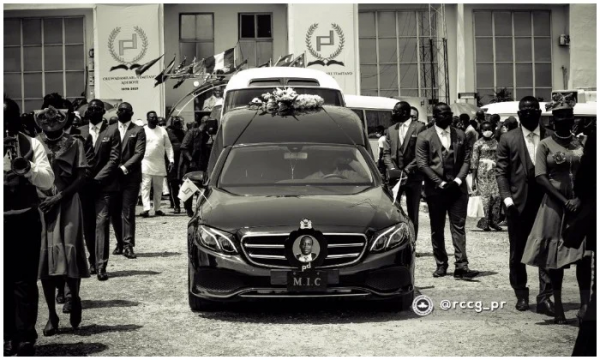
left=2, top=0, right=597, bottom=356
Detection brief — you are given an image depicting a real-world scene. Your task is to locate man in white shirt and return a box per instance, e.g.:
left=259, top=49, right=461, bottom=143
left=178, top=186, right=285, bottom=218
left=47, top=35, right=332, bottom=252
left=202, top=88, right=223, bottom=111
left=140, top=111, right=174, bottom=217
left=4, top=97, right=55, bottom=356
left=495, top=96, right=554, bottom=315
left=416, top=103, right=479, bottom=280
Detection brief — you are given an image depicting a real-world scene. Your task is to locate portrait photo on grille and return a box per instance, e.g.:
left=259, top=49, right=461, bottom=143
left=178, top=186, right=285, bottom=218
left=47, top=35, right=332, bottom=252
left=2, top=1, right=597, bottom=357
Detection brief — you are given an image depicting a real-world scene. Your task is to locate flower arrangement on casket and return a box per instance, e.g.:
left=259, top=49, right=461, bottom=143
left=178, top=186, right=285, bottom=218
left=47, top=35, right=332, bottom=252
left=249, top=87, right=325, bottom=115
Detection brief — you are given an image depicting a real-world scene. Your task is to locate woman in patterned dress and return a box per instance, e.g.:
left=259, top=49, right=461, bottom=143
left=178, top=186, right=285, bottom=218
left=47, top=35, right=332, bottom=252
left=471, top=121, right=502, bottom=231
left=36, top=100, right=90, bottom=336
left=521, top=95, right=591, bottom=325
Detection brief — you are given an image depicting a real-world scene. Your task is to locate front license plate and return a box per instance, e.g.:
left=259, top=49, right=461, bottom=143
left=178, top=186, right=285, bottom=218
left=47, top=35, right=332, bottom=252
left=287, top=270, right=327, bottom=292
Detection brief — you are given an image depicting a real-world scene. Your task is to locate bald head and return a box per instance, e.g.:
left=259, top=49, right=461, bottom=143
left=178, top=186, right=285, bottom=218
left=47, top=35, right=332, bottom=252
left=117, top=102, right=134, bottom=123
left=392, top=101, right=411, bottom=123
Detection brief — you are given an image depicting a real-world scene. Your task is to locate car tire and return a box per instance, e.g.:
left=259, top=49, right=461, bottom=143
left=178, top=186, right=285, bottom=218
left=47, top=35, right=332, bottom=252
left=188, top=263, right=216, bottom=312
left=382, top=290, right=415, bottom=312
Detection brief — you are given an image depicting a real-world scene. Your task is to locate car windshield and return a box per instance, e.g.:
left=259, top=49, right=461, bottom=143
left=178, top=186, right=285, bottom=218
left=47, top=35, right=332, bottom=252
left=219, top=144, right=374, bottom=187
left=223, top=88, right=344, bottom=114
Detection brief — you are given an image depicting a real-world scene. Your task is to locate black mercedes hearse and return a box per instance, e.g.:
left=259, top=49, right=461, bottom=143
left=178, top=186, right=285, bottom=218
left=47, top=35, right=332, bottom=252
left=186, top=104, right=415, bottom=311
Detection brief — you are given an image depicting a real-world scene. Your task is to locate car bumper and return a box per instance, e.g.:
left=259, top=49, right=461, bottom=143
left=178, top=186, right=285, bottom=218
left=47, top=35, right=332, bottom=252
left=189, top=243, right=414, bottom=301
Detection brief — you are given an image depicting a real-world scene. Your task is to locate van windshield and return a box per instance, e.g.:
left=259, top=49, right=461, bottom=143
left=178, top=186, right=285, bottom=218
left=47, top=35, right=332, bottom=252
left=219, top=144, right=373, bottom=187
left=223, top=88, right=344, bottom=114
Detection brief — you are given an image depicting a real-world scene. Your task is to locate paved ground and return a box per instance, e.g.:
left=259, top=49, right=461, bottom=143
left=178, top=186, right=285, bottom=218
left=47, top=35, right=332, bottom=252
left=34, top=201, right=581, bottom=356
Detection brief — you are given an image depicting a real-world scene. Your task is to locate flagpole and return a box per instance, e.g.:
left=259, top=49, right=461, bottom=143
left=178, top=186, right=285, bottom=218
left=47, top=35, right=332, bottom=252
left=303, top=51, right=307, bottom=68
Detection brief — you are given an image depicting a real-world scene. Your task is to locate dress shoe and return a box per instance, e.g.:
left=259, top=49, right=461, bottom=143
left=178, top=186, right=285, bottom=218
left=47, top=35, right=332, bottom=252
left=554, top=316, right=568, bottom=325
left=140, top=210, right=150, bottom=218
left=454, top=267, right=480, bottom=279
left=56, top=291, right=65, bottom=304
left=123, top=247, right=137, bottom=259
left=483, top=227, right=491, bottom=232
left=155, top=210, right=165, bottom=216
left=89, top=264, right=97, bottom=275
left=97, top=267, right=108, bottom=281
left=433, top=266, right=448, bottom=278
left=69, top=297, right=82, bottom=329
left=43, top=313, right=59, bottom=336
left=536, top=299, right=556, bottom=317
left=515, top=298, right=530, bottom=311
left=4, top=340, right=18, bottom=356
left=490, top=222, right=503, bottom=231
left=173, top=208, right=181, bottom=214
left=62, top=299, right=72, bottom=314
left=16, top=342, right=35, bottom=356
left=113, top=246, right=123, bottom=255
left=186, top=209, right=194, bottom=217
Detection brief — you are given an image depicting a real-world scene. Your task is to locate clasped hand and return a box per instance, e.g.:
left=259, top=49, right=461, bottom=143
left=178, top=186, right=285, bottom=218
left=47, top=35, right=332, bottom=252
left=39, top=193, right=63, bottom=213
left=565, top=198, right=581, bottom=213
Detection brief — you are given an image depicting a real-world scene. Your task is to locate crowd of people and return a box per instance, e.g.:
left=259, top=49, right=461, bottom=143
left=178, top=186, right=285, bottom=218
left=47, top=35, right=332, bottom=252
left=379, top=97, right=595, bottom=352
left=3, top=89, right=595, bottom=355
left=3, top=92, right=215, bottom=356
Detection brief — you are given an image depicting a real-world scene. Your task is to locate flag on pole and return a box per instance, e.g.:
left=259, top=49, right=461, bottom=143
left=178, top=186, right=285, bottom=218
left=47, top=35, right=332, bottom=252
left=204, top=48, right=235, bottom=73
left=289, top=53, right=306, bottom=68
left=134, top=54, right=163, bottom=76
left=154, top=54, right=176, bottom=86
left=258, top=59, right=271, bottom=68
left=178, top=178, right=200, bottom=202
left=275, top=54, right=294, bottom=66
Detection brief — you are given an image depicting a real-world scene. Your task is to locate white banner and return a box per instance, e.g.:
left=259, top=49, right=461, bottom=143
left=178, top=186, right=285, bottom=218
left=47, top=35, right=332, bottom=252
left=94, top=4, right=164, bottom=117
left=288, top=4, right=359, bottom=95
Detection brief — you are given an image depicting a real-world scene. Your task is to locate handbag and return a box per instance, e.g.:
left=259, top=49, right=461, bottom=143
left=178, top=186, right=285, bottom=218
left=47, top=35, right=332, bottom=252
left=467, top=195, right=485, bottom=218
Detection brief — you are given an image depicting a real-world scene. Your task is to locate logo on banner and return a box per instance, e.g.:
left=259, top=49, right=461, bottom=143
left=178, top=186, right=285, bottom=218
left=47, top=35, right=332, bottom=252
left=305, top=23, right=345, bottom=67
left=108, top=26, right=148, bottom=72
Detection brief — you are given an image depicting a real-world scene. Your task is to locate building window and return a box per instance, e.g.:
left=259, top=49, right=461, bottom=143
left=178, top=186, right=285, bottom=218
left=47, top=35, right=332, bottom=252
left=4, top=17, right=85, bottom=112
left=358, top=11, right=438, bottom=99
left=179, top=13, right=214, bottom=63
left=474, top=11, right=552, bottom=104
left=238, top=13, right=272, bottom=68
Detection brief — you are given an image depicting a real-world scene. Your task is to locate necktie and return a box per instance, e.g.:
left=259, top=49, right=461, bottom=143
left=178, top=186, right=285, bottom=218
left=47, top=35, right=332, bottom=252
left=119, top=124, right=126, bottom=141
left=91, top=125, right=98, bottom=146
left=441, top=130, right=450, bottom=149
left=399, top=123, right=406, bottom=147
left=526, top=132, right=536, bottom=165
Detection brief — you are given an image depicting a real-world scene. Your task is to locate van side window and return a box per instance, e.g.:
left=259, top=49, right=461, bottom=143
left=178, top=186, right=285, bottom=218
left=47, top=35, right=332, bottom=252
left=365, top=110, right=393, bottom=134
left=350, top=109, right=364, bottom=121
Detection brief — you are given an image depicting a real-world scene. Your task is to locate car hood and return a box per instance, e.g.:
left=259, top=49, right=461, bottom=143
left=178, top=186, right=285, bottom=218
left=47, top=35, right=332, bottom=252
left=197, top=186, right=406, bottom=234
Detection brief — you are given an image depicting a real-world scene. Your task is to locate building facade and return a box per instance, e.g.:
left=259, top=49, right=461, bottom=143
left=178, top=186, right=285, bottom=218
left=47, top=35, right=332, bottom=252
left=4, top=3, right=596, bottom=121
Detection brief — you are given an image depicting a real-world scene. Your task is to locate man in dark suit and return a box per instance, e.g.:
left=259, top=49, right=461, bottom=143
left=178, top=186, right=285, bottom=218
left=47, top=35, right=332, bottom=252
left=495, top=96, right=554, bottom=315
left=383, top=101, right=426, bottom=241
left=78, top=99, right=121, bottom=281
left=416, top=103, right=479, bottom=279
left=296, top=236, right=317, bottom=263
left=111, top=102, right=146, bottom=259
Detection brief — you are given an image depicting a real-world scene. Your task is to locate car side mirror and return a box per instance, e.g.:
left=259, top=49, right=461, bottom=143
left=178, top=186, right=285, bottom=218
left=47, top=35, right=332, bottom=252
left=387, top=169, right=403, bottom=182
left=184, top=171, right=206, bottom=188
left=205, top=119, right=218, bottom=135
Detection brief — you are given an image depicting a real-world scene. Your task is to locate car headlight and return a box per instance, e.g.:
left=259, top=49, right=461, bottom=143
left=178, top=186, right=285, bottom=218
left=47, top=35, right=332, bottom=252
left=370, top=223, right=411, bottom=253
left=197, top=225, right=238, bottom=254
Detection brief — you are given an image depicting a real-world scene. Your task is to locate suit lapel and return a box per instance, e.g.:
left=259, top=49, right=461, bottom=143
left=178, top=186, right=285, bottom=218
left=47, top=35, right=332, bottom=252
left=517, top=128, right=533, bottom=176
left=121, top=122, right=135, bottom=151
left=451, top=128, right=458, bottom=164
left=94, top=122, right=108, bottom=153
left=401, top=122, right=417, bottom=154
left=430, top=128, right=443, bottom=161
left=389, top=124, right=400, bottom=158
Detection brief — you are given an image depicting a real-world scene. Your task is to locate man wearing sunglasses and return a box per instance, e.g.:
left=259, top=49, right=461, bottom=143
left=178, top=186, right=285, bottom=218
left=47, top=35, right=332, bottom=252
left=110, top=102, right=146, bottom=259
left=496, top=96, right=554, bottom=315
left=416, top=103, right=479, bottom=280
left=79, top=99, right=121, bottom=280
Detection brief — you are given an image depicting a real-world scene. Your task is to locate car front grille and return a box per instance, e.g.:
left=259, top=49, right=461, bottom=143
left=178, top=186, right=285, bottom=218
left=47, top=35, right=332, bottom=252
left=241, top=233, right=368, bottom=269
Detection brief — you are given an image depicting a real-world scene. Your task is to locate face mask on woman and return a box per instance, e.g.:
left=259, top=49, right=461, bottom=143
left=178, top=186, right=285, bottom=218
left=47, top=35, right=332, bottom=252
left=482, top=130, right=493, bottom=138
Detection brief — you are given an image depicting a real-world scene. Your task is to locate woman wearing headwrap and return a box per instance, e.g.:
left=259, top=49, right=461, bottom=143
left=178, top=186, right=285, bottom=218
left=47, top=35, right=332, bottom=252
left=36, top=95, right=90, bottom=336
left=521, top=93, right=591, bottom=325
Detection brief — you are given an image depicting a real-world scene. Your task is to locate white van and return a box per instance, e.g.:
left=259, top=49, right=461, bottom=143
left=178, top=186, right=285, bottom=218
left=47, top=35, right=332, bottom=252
left=221, top=67, right=345, bottom=116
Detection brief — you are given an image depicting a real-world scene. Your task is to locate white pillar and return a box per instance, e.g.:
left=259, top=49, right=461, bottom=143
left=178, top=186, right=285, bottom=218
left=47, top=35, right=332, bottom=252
left=568, top=4, right=596, bottom=89
left=455, top=3, right=466, bottom=102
